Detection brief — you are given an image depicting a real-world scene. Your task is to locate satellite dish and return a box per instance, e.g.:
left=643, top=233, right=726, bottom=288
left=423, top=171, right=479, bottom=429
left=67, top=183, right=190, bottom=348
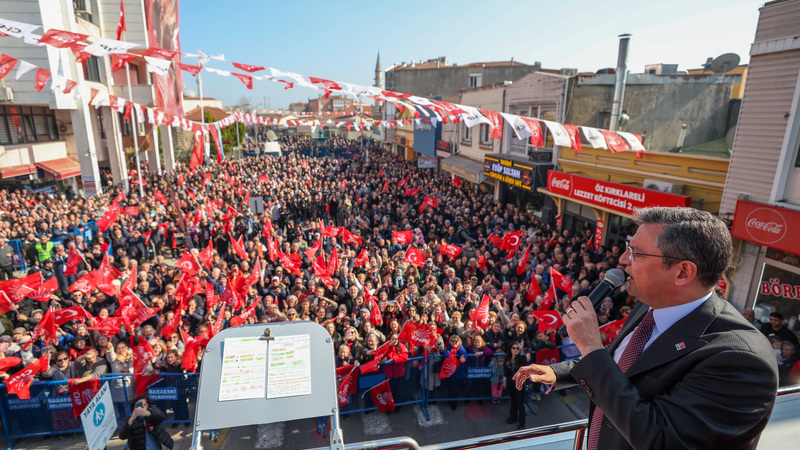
left=266, top=130, right=277, bottom=142
left=709, top=53, right=740, bottom=74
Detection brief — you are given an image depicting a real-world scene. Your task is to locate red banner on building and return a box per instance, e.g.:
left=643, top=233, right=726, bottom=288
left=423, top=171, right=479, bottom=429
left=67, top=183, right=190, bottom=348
left=145, top=0, right=183, bottom=117
left=546, top=171, right=691, bottom=216
left=731, top=200, right=799, bottom=256
left=594, top=219, right=604, bottom=249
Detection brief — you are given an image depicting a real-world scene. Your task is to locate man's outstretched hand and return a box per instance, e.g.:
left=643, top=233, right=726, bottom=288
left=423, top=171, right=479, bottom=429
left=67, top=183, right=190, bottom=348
left=512, top=364, right=557, bottom=390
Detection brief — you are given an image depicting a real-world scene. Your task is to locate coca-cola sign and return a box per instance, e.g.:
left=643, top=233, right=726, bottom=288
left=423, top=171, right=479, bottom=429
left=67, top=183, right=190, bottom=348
left=732, top=200, right=800, bottom=255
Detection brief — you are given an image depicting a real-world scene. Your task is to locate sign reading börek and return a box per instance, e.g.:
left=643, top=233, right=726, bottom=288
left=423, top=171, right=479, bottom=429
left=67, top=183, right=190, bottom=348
left=546, top=171, right=690, bottom=215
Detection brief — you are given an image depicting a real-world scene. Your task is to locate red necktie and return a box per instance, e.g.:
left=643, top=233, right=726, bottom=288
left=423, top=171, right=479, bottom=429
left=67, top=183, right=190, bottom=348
left=587, top=309, right=655, bottom=450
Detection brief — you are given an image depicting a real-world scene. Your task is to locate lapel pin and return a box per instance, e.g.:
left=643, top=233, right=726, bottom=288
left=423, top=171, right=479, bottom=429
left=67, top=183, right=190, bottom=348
left=675, top=342, right=686, bottom=351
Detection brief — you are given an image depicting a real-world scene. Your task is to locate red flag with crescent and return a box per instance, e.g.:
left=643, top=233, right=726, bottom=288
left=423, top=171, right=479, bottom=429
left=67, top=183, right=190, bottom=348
left=54, top=306, right=93, bottom=326
left=535, top=347, right=560, bottom=366
left=402, top=246, right=427, bottom=268
left=600, top=315, right=629, bottom=346
left=501, top=231, right=522, bottom=252
left=531, top=310, right=563, bottom=332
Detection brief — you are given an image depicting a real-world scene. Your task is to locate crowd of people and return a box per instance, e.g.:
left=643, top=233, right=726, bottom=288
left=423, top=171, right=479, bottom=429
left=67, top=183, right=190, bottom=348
left=0, top=136, right=797, bottom=431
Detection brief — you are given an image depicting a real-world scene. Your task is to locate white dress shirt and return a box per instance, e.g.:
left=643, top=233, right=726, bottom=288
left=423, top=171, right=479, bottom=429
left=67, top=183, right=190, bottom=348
left=613, top=292, right=713, bottom=364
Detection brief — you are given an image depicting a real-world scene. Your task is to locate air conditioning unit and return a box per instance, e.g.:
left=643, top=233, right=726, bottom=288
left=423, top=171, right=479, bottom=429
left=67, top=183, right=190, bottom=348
left=58, top=123, right=75, bottom=135
left=0, top=87, right=13, bottom=102
left=643, top=178, right=684, bottom=194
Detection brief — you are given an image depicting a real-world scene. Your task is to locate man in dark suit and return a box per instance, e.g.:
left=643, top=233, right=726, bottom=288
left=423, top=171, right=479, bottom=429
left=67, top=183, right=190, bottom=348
left=514, top=207, right=778, bottom=449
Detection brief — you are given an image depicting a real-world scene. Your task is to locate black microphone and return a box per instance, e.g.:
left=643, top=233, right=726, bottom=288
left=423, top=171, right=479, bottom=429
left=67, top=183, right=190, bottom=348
left=558, top=268, right=626, bottom=338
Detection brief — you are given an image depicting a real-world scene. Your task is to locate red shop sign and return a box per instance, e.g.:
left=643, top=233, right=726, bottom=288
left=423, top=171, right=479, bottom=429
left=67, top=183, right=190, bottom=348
left=731, top=200, right=800, bottom=255
left=546, top=171, right=691, bottom=216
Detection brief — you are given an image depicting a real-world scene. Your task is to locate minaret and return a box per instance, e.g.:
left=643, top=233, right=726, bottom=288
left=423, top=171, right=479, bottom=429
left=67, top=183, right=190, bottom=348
left=374, top=52, right=384, bottom=89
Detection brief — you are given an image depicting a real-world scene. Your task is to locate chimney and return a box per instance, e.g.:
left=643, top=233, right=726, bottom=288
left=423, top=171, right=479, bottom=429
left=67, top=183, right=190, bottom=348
left=610, top=34, right=631, bottom=131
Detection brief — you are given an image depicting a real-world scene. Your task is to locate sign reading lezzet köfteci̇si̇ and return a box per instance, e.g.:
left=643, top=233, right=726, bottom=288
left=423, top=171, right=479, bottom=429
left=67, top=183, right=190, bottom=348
left=546, top=170, right=691, bottom=215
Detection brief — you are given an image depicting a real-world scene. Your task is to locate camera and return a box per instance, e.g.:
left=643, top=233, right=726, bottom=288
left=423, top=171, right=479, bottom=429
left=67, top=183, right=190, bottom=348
left=136, top=401, right=145, bottom=409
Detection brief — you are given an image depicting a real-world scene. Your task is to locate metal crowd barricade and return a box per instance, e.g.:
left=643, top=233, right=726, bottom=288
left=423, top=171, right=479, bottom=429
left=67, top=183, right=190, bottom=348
left=0, top=375, right=132, bottom=449
left=6, top=221, right=98, bottom=276
left=339, top=356, right=426, bottom=416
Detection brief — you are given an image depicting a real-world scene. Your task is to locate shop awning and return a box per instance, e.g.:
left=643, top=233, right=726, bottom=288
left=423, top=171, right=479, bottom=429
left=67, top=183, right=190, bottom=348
left=440, top=155, right=486, bottom=184
left=34, top=158, right=82, bottom=180
left=0, top=163, right=36, bottom=179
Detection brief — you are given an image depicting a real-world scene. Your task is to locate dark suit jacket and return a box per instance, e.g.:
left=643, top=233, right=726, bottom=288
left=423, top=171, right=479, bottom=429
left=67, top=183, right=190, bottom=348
left=552, top=294, right=778, bottom=449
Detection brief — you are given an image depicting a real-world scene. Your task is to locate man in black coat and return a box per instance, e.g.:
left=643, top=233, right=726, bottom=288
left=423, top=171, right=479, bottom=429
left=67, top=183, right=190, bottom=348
left=119, top=394, right=174, bottom=450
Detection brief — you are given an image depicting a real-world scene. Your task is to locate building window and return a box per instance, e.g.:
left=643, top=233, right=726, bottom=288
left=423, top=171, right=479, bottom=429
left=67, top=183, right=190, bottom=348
left=597, top=110, right=611, bottom=129
left=118, top=113, right=132, bottom=137
left=0, top=106, right=59, bottom=145
left=83, top=56, right=102, bottom=83
left=469, top=73, right=482, bottom=88
left=73, top=0, right=94, bottom=23
left=462, top=122, right=471, bottom=143
left=506, top=104, right=559, bottom=159
left=479, top=124, right=492, bottom=146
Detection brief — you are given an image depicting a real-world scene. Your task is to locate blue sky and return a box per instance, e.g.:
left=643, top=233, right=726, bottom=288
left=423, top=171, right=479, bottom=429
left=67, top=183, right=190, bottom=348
left=179, top=0, right=764, bottom=109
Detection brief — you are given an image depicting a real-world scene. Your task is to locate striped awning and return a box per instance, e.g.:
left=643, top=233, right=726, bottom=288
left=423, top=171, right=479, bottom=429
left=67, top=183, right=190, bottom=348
left=0, top=163, right=36, bottom=179
left=34, top=158, right=81, bottom=180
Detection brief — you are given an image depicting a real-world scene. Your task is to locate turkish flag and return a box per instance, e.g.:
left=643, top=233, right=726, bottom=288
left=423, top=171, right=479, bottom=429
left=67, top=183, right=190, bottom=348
left=501, top=231, right=523, bottom=252
left=189, top=123, right=204, bottom=168
left=531, top=310, right=563, bottom=332
left=521, top=117, right=544, bottom=147
left=369, top=379, right=395, bottom=413
left=69, top=271, right=96, bottom=295
left=392, top=230, right=413, bottom=244
left=65, top=248, right=84, bottom=276
left=353, top=249, right=369, bottom=268
left=421, top=197, right=439, bottom=210
left=110, top=53, right=137, bottom=72
left=551, top=268, right=573, bottom=294
left=176, top=251, right=201, bottom=276
left=541, top=281, right=557, bottom=310
left=116, top=0, right=126, bottom=40
left=23, top=306, right=57, bottom=350
left=525, top=278, right=542, bottom=304
left=0, top=54, right=19, bottom=80
left=438, top=349, right=462, bottom=379
left=69, top=378, right=100, bottom=418
left=481, top=108, right=504, bottom=139
left=440, top=244, right=462, bottom=258
left=516, top=245, right=531, bottom=276
left=6, top=354, right=49, bottom=399
left=487, top=233, right=504, bottom=248
left=600, top=316, right=629, bottom=346
left=26, top=276, right=59, bottom=302
left=402, top=246, right=427, bottom=268
left=54, top=306, right=93, bottom=326
left=398, top=321, right=439, bottom=348
left=469, top=295, right=492, bottom=330
left=535, top=347, right=560, bottom=366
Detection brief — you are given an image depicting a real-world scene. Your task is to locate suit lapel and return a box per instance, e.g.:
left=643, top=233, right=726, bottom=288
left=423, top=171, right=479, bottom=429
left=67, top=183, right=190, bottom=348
left=626, top=294, right=720, bottom=377
left=606, top=301, right=649, bottom=355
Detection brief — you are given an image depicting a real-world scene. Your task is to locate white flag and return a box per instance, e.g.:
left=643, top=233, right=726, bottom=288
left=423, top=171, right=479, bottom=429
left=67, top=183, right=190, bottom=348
left=84, top=38, right=139, bottom=56
left=23, top=34, right=45, bottom=47
left=205, top=67, right=231, bottom=76
left=145, top=56, right=171, bottom=76
left=541, top=120, right=572, bottom=147
left=0, top=18, right=40, bottom=38
left=460, top=106, right=491, bottom=128
left=617, top=131, right=646, bottom=152
left=268, top=68, right=315, bottom=89
left=581, top=127, right=608, bottom=150
left=500, top=113, right=532, bottom=140
left=14, top=61, right=36, bottom=81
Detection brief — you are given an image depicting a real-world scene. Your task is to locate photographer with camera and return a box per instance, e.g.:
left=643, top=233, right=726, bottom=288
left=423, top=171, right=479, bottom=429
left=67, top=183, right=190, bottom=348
left=118, top=394, right=174, bottom=450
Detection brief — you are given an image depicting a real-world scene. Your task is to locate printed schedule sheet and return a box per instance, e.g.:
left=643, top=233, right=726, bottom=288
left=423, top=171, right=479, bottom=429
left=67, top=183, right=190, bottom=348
left=267, top=334, right=312, bottom=399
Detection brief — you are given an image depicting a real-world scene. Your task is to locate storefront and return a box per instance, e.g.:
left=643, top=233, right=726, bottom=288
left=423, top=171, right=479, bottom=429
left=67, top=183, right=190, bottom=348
left=483, top=153, right=552, bottom=208
left=731, top=200, right=800, bottom=331
left=541, top=170, right=691, bottom=249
